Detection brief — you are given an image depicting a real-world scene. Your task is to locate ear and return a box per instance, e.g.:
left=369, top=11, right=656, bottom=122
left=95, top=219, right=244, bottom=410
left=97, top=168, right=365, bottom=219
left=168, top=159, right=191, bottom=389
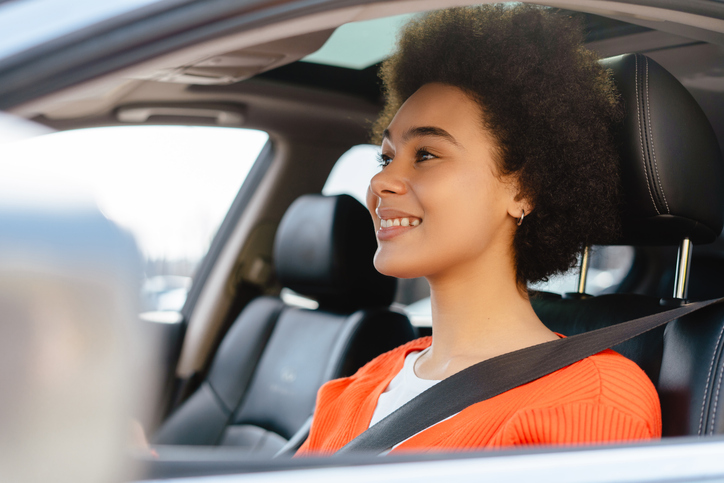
left=507, top=199, right=533, bottom=220
left=504, top=177, right=533, bottom=219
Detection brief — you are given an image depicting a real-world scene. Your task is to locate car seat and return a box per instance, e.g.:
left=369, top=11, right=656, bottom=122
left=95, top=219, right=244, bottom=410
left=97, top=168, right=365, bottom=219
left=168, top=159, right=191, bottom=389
left=153, top=194, right=416, bottom=452
left=532, top=53, right=724, bottom=436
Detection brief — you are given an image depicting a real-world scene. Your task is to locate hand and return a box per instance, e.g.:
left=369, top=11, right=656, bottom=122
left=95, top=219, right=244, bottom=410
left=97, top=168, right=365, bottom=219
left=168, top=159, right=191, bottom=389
left=130, top=419, right=159, bottom=458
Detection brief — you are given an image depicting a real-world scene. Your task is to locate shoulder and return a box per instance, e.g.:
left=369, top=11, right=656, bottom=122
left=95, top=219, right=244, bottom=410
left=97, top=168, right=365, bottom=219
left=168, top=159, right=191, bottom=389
left=491, top=350, right=661, bottom=445
left=531, top=349, right=658, bottom=405
left=520, top=349, right=661, bottom=437
left=581, top=349, right=661, bottom=426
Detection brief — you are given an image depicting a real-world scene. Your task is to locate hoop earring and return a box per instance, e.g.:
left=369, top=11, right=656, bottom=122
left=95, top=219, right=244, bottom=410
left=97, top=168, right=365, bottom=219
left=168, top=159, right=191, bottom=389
left=517, top=210, right=525, bottom=226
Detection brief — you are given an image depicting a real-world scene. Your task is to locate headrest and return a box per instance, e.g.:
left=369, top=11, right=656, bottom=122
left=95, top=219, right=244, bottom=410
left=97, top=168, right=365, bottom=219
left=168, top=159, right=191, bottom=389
left=602, top=53, right=724, bottom=245
left=273, top=194, right=397, bottom=311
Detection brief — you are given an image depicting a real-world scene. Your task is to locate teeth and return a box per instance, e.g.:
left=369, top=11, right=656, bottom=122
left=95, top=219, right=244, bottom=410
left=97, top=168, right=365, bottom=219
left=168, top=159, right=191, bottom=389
left=380, top=217, right=421, bottom=228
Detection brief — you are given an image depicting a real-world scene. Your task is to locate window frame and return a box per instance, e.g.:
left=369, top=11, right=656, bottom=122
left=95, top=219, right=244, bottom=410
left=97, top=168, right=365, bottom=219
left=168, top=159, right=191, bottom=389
left=180, top=139, right=275, bottom=320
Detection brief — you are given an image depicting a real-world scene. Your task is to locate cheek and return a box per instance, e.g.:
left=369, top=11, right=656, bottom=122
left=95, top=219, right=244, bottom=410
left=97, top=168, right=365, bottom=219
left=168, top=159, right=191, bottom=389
left=365, top=184, right=378, bottom=220
left=422, top=166, right=499, bottom=236
left=371, top=164, right=511, bottom=279
left=372, top=170, right=486, bottom=277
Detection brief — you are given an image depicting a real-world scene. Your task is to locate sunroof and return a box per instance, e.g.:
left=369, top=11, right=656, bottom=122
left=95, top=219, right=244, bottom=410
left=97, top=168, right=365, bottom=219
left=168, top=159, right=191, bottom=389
left=301, top=13, right=415, bottom=70
left=301, top=7, right=648, bottom=70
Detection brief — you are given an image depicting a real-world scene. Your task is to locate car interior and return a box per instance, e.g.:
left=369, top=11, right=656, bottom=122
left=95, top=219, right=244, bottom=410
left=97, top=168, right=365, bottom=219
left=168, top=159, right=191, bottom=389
left=152, top=193, right=415, bottom=455
left=3, top=0, right=724, bottom=479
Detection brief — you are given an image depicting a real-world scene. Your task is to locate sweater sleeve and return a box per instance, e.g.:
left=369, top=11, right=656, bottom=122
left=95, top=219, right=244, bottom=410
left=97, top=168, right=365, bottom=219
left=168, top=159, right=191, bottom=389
left=493, top=401, right=657, bottom=447
left=295, top=377, right=354, bottom=456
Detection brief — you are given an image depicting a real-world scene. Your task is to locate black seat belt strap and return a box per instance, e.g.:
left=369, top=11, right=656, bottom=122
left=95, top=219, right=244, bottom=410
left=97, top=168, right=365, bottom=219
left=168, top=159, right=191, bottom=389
left=336, top=297, right=724, bottom=454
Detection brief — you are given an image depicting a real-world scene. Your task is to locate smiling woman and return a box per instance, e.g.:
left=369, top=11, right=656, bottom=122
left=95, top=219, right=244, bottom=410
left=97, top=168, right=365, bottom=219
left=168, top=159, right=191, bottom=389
left=297, top=5, right=660, bottom=456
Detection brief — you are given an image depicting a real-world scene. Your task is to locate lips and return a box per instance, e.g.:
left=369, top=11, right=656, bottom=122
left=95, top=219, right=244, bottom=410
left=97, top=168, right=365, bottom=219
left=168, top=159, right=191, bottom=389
left=375, top=208, right=423, bottom=240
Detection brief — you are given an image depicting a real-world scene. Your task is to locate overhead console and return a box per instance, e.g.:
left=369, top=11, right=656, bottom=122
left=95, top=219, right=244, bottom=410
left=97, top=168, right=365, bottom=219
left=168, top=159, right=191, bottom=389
left=137, top=30, right=335, bottom=86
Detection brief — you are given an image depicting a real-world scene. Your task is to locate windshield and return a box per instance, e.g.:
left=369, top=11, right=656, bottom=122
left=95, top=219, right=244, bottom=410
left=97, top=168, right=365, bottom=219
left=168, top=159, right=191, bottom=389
left=0, top=0, right=168, bottom=60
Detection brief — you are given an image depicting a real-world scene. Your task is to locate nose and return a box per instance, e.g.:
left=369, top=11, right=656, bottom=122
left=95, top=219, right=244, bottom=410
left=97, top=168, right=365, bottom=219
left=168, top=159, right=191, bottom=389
left=369, top=158, right=407, bottom=199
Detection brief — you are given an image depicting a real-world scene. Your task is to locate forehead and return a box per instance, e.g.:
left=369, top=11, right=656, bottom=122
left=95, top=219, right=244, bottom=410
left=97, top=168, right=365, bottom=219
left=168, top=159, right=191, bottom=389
left=385, top=83, right=483, bottom=141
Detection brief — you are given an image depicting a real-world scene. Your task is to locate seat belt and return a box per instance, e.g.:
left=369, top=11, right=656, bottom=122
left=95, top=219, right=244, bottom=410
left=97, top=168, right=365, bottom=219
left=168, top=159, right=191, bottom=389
left=336, top=297, right=724, bottom=455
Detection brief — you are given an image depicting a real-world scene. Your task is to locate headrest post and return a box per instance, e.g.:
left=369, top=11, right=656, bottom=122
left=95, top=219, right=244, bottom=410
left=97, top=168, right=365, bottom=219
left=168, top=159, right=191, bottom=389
left=577, top=246, right=590, bottom=294
left=673, top=238, right=693, bottom=300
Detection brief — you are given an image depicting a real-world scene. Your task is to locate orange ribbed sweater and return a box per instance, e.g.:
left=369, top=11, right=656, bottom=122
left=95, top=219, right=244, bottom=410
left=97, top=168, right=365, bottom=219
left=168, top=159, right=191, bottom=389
left=297, top=336, right=661, bottom=455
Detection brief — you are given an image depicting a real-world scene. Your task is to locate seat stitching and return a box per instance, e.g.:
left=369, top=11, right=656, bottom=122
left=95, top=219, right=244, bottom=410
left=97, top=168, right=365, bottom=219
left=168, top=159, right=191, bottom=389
left=635, top=54, right=660, bottom=215
left=709, top=358, right=724, bottom=434
left=698, top=323, right=724, bottom=435
left=646, top=57, right=670, bottom=213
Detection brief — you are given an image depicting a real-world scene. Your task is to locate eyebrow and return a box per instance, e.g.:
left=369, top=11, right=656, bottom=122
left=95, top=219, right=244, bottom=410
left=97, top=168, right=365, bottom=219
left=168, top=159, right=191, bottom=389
left=382, top=126, right=461, bottom=147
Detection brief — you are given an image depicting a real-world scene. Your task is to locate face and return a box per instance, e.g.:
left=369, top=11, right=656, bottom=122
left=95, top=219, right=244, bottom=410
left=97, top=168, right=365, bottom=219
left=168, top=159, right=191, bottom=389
left=366, top=83, right=526, bottom=280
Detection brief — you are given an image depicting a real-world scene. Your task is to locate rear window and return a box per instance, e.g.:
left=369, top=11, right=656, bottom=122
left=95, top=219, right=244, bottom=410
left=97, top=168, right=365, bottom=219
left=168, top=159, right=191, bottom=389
left=529, top=246, right=635, bottom=295
left=322, top=144, right=381, bottom=203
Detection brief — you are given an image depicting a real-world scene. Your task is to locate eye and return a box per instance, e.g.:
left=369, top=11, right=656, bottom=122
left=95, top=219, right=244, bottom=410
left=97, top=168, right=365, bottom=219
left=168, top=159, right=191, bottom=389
left=377, top=153, right=392, bottom=168
left=416, top=149, right=437, bottom=162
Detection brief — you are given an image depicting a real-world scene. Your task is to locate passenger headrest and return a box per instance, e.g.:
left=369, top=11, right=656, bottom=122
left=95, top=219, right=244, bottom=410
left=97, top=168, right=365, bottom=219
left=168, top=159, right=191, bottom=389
left=602, top=53, right=724, bottom=245
left=273, top=194, right=397, bottom=311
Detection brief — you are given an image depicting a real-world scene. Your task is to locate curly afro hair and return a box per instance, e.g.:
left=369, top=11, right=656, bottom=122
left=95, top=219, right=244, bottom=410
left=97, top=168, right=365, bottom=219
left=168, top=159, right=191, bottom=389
left=372, top=4, right=624, bottom=286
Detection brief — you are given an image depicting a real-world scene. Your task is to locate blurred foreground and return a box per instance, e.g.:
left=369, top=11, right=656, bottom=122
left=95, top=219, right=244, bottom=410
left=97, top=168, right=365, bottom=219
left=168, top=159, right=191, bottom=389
left=0, top=113, right=156, bottom=483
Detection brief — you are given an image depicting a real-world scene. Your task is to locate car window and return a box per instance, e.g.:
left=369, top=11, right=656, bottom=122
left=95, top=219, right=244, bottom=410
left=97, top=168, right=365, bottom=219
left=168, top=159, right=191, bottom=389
left=0, top=125, right=269, bottom=313
left=322, top=144, right=381, bottom=203
left=529, top=245, right=635, bottom=295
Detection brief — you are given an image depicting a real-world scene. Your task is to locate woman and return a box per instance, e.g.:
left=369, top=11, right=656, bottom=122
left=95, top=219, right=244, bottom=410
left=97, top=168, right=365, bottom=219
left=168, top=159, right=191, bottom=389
left=297, top=5, right=661, bottom=455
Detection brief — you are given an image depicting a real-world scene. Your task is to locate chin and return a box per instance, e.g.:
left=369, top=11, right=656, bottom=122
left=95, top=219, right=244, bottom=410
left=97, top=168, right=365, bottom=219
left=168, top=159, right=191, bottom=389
left=373, top=250, right=426, bottom=279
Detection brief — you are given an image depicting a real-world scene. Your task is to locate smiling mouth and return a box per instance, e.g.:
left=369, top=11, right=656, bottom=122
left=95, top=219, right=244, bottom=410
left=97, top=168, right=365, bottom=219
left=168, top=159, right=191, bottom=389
left=380, top=217, right=422, bottom=228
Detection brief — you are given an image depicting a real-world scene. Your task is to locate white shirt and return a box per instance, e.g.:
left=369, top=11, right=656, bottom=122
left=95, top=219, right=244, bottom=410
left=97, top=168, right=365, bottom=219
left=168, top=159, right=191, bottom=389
left=369, top=349, right=440, bottom=428
left=369, top=348, right=459, bottom=453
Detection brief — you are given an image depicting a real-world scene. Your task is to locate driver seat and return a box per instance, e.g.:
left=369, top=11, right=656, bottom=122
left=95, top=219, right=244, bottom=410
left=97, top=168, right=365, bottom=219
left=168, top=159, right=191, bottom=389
left=533, top=53, right=724, bottom=436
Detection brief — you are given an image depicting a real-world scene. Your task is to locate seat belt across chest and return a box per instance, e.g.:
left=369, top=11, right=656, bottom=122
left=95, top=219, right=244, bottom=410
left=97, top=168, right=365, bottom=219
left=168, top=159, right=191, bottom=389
left=336, top=296, right=724, bottom=454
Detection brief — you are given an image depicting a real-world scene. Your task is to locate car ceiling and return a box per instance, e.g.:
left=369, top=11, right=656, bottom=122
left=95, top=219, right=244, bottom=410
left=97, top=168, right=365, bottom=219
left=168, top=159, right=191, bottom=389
left=4, top=0, right=724, bottom=154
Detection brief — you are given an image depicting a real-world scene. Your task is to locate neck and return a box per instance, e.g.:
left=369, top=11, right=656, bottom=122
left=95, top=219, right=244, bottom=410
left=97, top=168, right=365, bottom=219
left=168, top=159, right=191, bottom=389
left=418, top=240, right=558, bottom=380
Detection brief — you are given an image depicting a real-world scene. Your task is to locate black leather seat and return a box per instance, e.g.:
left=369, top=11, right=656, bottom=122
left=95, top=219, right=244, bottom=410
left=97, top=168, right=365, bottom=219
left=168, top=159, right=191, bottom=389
left=533, top=53, right=724, bottom=437
left=153, top=194, right=416, bottom=452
